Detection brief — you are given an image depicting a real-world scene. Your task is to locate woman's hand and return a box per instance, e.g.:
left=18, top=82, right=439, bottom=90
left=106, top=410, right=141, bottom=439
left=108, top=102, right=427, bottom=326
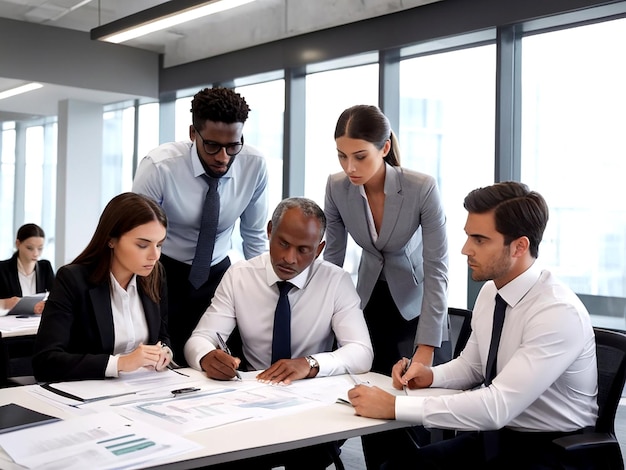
left=1, top=296, right=20, bottom=310
left=118, top=343, right=163, bottom=372
left=155, top=342, right=173, bottom=371
left=33, top=300, right=46, bottom=315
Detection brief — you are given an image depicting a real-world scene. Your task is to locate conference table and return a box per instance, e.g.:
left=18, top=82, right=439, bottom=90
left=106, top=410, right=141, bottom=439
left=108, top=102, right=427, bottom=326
left=0, top=314, right=40, bottom=385
left=0, top=369, right=413, bottom=469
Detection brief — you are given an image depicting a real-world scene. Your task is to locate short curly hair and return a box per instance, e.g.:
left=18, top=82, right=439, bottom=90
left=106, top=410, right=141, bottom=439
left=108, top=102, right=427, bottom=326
left=191, top=87, right=250, bottom=128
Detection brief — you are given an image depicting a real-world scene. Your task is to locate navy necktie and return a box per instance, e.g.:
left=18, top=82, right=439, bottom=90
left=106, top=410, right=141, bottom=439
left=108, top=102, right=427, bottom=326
left=188, top=175, right=219, bottom=289
left=485, top=293, right=507, bottom=386
left=271, top=281, right=294, bottom=363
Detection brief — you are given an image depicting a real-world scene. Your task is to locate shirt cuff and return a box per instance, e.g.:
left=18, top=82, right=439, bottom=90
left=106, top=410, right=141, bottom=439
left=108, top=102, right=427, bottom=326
left=106, top=355, right=120, bottom=378
left=395, top=395, right=426, bottom=425
left=187, top=341, right=216, bottom=371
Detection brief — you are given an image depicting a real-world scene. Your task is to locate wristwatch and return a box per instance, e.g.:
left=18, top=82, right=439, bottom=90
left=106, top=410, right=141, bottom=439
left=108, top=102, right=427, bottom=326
left=306, top=355, right=319, bottom=370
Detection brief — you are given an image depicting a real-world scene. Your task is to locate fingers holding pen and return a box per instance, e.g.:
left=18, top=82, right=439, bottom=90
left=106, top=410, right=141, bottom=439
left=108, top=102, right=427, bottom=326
left=200, top=349, right=241, bottom=380
left=118, top=343, right=163, bottom=372
left=155, top=341, right=173, bottom=371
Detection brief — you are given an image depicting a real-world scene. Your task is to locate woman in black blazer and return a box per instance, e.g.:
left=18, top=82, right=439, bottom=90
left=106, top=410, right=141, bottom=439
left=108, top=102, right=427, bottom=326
left=33, top=192, right=173, bottom=382
left=0, top=223, right=55, bottom=314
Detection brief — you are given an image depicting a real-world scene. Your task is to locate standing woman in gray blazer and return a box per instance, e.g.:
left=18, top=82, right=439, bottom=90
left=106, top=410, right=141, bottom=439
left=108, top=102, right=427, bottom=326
left=324, top=105, right=449, bottom=377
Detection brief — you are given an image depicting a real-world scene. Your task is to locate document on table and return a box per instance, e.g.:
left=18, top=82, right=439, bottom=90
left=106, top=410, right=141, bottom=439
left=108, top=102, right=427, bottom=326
left=0, top=412, right=201, bottom=470
left=118, top=377, right=329, bottom=434
left=40, top=367, right=193, bottom=402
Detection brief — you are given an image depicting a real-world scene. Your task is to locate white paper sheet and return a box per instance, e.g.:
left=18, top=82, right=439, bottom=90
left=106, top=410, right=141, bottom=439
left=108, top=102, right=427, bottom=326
left=0, top=412, right=201, bottom=470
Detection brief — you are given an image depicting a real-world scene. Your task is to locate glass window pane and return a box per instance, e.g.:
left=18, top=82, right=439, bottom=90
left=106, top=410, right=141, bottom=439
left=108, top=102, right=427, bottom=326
left=236, top=79, right=285, bottom=214
left=521, top=18, right=626, bottom=327
left=175, top=96, right=193, bottom=142
left=24, top=126, right=44, bottom=225
left=305, top=63, right=379, bottom=206
left=137, top=102, right=160, bottom=168
left=103, top=106, right=135, bottom=203
left=0, top=124, right=16, bottom=259
left=305, top=63, right=379, bottom=279
left=400, top=45, right=496, bottom=309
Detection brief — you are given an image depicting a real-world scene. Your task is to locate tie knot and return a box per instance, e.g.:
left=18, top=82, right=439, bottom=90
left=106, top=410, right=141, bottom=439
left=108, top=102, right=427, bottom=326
left=201, top=174, right=219, bottom=190
left=495, top=293, right=507, bottom=309
left=277, top=281, right=294, bottom=296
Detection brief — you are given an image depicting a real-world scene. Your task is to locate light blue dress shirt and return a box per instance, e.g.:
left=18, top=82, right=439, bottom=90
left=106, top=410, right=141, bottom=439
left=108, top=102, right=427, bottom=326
left=132, top=141, right=269, bottom=265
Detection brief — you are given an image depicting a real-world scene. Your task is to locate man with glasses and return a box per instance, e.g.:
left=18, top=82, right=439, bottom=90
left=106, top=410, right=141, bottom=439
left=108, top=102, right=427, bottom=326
left=133, top=86, right=269, bottom=366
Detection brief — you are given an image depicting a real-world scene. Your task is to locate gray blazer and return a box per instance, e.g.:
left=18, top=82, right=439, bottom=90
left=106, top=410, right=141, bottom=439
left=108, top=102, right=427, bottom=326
left=323, top=164, right=448, bottom=347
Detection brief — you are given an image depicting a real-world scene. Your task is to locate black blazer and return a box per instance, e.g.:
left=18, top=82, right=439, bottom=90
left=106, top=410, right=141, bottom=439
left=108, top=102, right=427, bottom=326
left=33, top=263, right=170, bottom=382
left=0, top=252, right=55, bottom=298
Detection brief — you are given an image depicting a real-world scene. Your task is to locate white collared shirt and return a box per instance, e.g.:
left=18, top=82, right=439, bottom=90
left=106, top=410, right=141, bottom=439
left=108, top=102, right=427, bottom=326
left=105, top=273, right=149, bottom=377
left=184, top=253, right=373, bottom=376
left=395, top=263, right=598, bottom=432
left=16, top=258, right=36, bottom=296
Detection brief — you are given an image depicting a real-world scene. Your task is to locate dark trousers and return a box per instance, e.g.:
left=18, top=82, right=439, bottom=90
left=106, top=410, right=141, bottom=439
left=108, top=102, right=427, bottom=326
left=381, top=428, right=597, bottom=470
left=361, top=280, right=452, bottom=470
left=160, top=254, right=231, bottom=367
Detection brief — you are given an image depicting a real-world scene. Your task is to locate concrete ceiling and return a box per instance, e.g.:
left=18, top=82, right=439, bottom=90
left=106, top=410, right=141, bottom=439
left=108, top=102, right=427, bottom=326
left=0, top=0, right=440, bottom=120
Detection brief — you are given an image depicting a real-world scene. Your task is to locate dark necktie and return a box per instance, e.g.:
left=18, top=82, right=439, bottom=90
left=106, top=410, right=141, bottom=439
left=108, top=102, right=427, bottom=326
left=484, top=293, right=508, bottom=386
left=188, top=175, right=219, bottom=289
left=271, top=281, right=294, bottom=363
left=482, top=294, right=508, bottom=460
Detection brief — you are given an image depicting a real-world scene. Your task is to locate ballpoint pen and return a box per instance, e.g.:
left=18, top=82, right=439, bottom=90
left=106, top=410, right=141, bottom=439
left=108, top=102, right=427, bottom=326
left=216, top=332, right=242, bottom=381
left=403, top=357, right=412, bottom=395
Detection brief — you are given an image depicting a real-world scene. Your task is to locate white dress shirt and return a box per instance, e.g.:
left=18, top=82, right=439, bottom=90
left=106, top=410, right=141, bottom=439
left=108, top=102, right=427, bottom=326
left=396, top=263, right=598, bottom=432
left=17, top=258, right=36, bottom=296
left=132, top=140, right=269, bottom=264
left=185, top=253, right=373, bottom=375
left=105, top=273, right=149, bottom=377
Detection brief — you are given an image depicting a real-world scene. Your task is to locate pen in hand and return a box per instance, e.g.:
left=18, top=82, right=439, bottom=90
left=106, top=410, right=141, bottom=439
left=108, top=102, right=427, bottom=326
left=403, top=357, right=412, bottom=395
left=216, top=332, right=242, bottom=381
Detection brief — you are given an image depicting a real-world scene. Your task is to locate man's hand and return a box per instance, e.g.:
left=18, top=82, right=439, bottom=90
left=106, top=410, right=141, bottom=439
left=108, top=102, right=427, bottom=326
left=256, top=357, right=311, bottom=385
left=348, top=385, right=396, bottom=419
left=391, top=357, right=434, bottom=390
left=200, top=349, right=241, bottom=380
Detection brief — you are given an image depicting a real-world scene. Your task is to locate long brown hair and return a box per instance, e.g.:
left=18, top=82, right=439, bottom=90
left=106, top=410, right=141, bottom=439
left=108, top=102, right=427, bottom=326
left=72, top=193, right=167, bottom=302
left=334, top=104, right=401, bottom=166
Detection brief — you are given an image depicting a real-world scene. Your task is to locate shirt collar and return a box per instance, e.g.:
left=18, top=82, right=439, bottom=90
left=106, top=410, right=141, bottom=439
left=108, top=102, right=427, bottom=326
left=497, top=262, right=542, bottom=308
left=190, top=140, right=236, bottom=180
left=109, top=272, right=138, bottom=294
left=264, top=252, right=312, bottom=290
left=358, top=162, right=389, bottom=199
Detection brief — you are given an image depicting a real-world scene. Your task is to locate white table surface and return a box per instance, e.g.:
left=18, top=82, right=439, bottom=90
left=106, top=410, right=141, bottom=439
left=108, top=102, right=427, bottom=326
left=0, top=371, right=415, bottom=469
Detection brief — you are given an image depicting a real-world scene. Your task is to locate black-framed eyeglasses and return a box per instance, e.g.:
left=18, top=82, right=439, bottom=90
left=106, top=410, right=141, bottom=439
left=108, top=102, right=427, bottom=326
left=193, top=126, right=244, bottom=157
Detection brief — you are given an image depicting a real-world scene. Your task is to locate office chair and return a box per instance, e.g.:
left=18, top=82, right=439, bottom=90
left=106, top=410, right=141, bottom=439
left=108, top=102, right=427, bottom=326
left=552, top=327, right=626, bottom=470
left=448, top=307, right=473, bottom=359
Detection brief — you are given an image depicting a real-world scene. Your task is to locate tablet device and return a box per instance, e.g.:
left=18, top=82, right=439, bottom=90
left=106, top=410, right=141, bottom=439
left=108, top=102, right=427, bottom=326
left=7, top=293, right=47, bottom=316
left=0, top=403, right=60, bottom=434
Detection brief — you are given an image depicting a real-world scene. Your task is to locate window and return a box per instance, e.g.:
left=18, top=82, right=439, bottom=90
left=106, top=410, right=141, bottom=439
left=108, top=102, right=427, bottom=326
left=521, top=18, right=626, bottom=327
left=137, top=102, right=160, bottom=167
left=399, top=45, right=496, bottom=308
left=103, top=105, right=136, bottom=203
left=0, top=122, right=16, bottom=259
left=305, top=61, right=379, bottom=279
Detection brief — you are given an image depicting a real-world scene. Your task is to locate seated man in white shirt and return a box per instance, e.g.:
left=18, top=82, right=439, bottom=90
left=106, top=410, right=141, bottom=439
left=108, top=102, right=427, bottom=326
left=348, top=181, right=598, bottom=469
left=185, top=197, right=373, bottom=469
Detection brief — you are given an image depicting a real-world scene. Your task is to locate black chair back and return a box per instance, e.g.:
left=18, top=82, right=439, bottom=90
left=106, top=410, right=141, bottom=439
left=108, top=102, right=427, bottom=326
left=594, top=327, right=626, bottom=434
left=448, top=308, right=472, bottom=359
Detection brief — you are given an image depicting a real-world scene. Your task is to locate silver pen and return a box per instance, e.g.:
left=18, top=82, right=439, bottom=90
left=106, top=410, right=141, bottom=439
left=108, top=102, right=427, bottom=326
left=215, top=332, right=242, bottom=381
